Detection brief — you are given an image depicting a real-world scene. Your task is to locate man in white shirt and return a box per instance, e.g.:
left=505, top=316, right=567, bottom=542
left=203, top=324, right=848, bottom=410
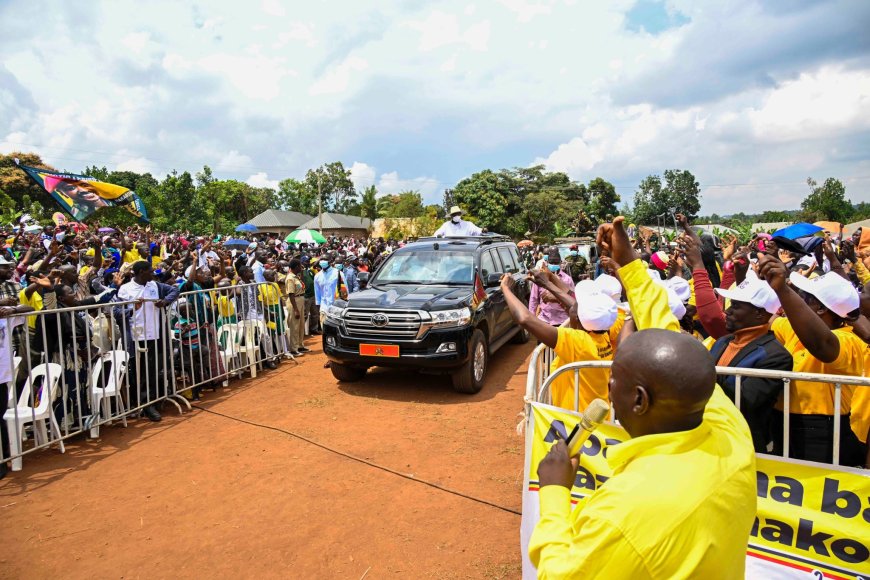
left=117, top=261, right=179, bottom=422
left=434, top=206, right=483, bottom=237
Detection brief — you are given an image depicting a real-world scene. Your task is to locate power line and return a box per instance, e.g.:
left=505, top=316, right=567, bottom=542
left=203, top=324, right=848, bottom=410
left=4, top=139, right=869, bottom=193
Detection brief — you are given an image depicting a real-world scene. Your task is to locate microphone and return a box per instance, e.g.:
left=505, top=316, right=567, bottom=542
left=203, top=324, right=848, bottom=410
left=566, top=398, right=610, bottom=457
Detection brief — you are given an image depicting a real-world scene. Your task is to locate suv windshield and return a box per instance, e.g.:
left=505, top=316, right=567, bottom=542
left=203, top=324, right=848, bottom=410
left=371, top=250, right=474, bottom=285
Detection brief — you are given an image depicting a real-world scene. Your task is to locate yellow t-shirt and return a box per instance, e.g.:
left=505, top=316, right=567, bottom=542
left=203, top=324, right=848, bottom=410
left=18, top=288, right=43, bottom=329
left=529, top=386, right=756, bottom=578
left=550, top=327, right=616, bottom=413
left=849, top=348, right=870, bottom=443
left=258, top=283, right=282, bottom=307
left=214, top=294, right=236, bottom=318
left=772, top=317, right=863, bottom=415
left=122, top=248, right=141, bottom=264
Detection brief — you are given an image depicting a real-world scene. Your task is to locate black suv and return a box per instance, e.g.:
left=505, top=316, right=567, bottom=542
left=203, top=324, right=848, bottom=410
left=322, top=235, right=530, bottom=393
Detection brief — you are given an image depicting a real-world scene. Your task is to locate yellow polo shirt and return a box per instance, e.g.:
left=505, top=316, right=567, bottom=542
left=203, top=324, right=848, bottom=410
left=529, top=386, right=756, bottom=578
left=18, top=288, right=43, bottom=329
left=550, top=329, right=614, bottom=413
left=122, top=248, right=141, bottom=264
left=771, top=317, right=863, bottom=415
left=849, top=347, right=870, bottom=443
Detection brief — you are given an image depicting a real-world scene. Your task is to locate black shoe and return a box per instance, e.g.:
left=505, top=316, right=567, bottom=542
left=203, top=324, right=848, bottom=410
left=265, top=360, right=278, bottom=370
left=144, top=405, right=162, bottom=422
left=298, top=347, right=310, bottom=353
left=323, top=361, right=331, bottom=369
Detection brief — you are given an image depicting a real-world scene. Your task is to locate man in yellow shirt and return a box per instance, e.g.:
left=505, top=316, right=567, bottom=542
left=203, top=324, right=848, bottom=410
left=529, top=217, right=756, bottom=578
left=500, top=269, right=620, bottom=413
left=121, top=237, right=141, bottom=264
left=756, top=255, right=865, bottom=465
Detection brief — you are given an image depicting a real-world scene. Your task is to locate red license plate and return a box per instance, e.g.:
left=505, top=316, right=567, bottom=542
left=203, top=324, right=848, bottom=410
left=359, top=344, right=400, bottom=357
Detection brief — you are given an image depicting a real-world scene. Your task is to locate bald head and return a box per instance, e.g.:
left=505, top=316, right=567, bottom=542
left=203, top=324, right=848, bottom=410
left=609, top=329, right=715, bottom=438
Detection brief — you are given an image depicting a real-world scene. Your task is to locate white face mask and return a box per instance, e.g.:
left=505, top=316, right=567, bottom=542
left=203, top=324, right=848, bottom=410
left=452, top=215, right=461, bottom=223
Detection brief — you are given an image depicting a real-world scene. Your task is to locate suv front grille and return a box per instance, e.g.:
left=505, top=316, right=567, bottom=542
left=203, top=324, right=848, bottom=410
left=343, top=309, right=422, bottom=340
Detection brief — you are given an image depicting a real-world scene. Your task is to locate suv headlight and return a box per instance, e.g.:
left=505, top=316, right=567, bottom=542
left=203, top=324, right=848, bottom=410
left=325, top=304, right=345, bottom=321
left=425, top=307, right=472, bottom=327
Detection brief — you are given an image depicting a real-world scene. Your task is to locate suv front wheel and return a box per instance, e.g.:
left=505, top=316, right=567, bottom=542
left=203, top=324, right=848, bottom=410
left=331, top=364, right=368, bottom=382
left=451, top=329, right=487, bottom=394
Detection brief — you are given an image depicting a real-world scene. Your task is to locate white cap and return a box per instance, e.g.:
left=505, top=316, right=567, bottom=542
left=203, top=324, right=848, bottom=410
left=715, top=270, right=781, bottom=314
left=595, top=274, right=622, bottom=302
left=664, top=276, right=691, bottom=304
left=574, top=279, right=599, bottom=296
left=665, top=287, right=686, bottom=320
left=247, top=242, right=258, bottom=250
left=789, top=271, right=859, bottom=318
left=576, top=292, right=618, bottom=331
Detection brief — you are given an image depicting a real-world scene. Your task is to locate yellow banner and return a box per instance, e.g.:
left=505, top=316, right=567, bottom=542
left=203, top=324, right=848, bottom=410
left=523, top=403, right=870, bottom=579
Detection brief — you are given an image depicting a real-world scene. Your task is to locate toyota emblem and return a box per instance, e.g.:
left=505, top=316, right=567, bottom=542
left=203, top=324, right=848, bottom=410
left=371, top=313, right=389, bottom=327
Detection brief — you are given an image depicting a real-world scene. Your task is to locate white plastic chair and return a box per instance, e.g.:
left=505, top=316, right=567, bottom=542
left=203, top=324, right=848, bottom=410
left=216, top=323, right=243, bottom=386
left=7, top=357, right=21, bottom=408
left=89, top=351, right=130, bottom=438
left=3, top=362, right=65, bottom=471
left=239, top=319, right=264, bottom=378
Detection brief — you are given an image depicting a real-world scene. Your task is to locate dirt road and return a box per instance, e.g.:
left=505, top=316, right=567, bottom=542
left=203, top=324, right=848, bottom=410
left=0, top=338, right=534, bottom=579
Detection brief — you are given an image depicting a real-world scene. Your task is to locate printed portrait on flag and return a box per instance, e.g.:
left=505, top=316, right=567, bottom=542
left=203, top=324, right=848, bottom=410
left=17, top=163, right=149, bottom=223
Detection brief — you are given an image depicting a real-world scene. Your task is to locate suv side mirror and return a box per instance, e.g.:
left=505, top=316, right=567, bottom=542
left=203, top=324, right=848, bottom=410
left=486, top=272, right=503, bottom=288
left=358, top=272, right=369, bottom=284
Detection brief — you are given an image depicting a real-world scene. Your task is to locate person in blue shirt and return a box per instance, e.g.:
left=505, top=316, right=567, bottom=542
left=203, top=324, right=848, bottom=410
left=342, top=255, right=360, bottom=294
left=314, top=256, right=341, bottom=323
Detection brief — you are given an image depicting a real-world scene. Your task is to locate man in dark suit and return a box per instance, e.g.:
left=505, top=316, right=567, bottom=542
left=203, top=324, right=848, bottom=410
left=709, top=270, right=793, bottom=453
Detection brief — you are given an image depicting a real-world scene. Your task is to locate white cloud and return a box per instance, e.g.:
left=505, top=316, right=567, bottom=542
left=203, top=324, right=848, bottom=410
left=377, top=171, right=440, bottom=203
left=116, top=156, right=156, bottom=173
left=121, top=31, right=151, bottom=54
left=247, top=172, right=279, bottom=189
left=748, top=66, right=870, bottom=142
left=349, top=161, right=376, bottom=191
left=261, top=0, right=285, bottom=17
left=217, top=150, right=253, bottom=170
left=407, top=11, right=490, bottom=52
left=309, top=56, right=368, bottom=96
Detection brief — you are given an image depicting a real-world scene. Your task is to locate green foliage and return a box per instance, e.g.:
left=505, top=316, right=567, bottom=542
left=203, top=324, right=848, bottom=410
left=359, top=185, right=378, bottom=220
left=633, top=169, right=701, bottom=225
left=586, top=177, right=620, bottom=220
left=306, top=161, right=357, bottom=214
left=378, top=190, right=424, bottom=218
left=800, top=177, right=853, bottom=223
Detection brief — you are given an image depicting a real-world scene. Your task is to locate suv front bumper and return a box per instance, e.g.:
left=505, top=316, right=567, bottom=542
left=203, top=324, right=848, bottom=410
left=322, top=321, right=474, bottom=371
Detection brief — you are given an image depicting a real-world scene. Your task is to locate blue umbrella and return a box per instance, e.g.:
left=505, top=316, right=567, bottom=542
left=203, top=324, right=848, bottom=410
left=235, top=223, right=258, bottom=233
left=772, top=223, right=823, bottom=240
left=223, top=238, right=252, bottom=250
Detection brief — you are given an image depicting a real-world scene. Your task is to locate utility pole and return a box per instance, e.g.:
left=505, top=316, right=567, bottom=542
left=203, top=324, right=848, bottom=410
left=317, top=171, right=323, bottom=233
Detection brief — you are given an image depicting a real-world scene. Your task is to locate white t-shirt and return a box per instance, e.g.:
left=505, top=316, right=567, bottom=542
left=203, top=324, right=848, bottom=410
left=0, top=318, right=11, bottom=384
left=433, top=219, right=483, bottom=237
left=118, top=280, right=163, bottom=341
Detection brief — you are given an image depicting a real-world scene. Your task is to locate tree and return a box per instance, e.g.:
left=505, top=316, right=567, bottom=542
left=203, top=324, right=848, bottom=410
left=357, top=185, right=378, bottom=220
left=276, top=178, right=317, bottom=215
left=451, top=170, right=512, bottom=235
left=632, top=169, right=701, bottom=225
left=586, top=177, right=620, bottom=221
left=305, top=161, right=356, bottom=214
left=523, top=190, right=573, bottom=237
left=379, top=190, right=424, bottom=218
left=0, top=152, right=57, bottom=223
left=800, top=177, right=853, bottom=223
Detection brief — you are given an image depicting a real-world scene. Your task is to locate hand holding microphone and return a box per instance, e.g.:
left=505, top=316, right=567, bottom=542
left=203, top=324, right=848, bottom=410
left=537, top=398, right=610, bottom=490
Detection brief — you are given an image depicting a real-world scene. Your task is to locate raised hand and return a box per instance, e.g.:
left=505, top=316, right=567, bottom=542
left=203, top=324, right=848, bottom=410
left=756, top=252, right=788, bottom=292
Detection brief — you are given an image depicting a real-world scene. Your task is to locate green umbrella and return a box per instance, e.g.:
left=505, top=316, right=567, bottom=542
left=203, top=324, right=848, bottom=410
left=285, top=229, right=326, bottom=245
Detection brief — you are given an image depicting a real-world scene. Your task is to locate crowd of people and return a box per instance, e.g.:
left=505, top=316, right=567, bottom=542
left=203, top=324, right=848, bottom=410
left=0, top=218, right=412, bottom=478
left=507, top=214, right=870, bottom=469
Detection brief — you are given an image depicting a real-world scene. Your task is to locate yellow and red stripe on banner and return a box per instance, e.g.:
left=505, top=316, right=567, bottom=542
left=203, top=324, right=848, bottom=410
left=520, top=402, right=870, bottom=579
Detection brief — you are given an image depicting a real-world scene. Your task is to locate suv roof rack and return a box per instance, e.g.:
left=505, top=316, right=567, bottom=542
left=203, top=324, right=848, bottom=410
left=416, top=234, right=513, bottom=245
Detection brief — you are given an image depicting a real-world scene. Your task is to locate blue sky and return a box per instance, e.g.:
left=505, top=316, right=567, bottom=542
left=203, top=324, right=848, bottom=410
left=1, top=0, right=869, bottom=215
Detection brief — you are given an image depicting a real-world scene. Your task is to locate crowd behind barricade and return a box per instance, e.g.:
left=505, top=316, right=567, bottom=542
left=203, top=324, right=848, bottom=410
left=504, top=215, right=870, bottom=470
left=0, top=219, right=412, bottom=477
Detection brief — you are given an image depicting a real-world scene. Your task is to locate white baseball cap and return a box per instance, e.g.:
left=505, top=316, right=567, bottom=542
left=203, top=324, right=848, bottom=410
left=664, top=276, right=691, bottom=304
left=576, top=292, right=618, bottom=331
left=574, top=279, right=598, bottom=296
left=665, top=287, right=687, bottom=320
left=714, top=270, right=780, bottom=314
left=789, top=271, right=859, bottom=318
left=595, top=274, right=623, bottom=302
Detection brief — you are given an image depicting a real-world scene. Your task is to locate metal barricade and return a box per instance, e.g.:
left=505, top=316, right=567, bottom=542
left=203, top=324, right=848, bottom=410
left=528, top=357, right=870, bottom=467
left=1, top=281, right=296, bottom=472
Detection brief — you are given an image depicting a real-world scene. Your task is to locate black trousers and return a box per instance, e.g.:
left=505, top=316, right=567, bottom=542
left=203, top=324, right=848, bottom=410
left=132, top=340, right=166, bottom=408
left=772, top=413, right=866, bottom=466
